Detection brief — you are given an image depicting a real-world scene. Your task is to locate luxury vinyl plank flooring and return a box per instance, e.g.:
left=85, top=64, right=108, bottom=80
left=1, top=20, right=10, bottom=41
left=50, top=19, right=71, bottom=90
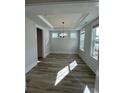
left=26, top=54, right=95, bottom=93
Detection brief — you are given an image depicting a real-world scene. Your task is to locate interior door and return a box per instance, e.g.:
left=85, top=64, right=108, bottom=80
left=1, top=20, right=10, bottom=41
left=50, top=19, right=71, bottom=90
left=37, top=28, right=43, bottom=58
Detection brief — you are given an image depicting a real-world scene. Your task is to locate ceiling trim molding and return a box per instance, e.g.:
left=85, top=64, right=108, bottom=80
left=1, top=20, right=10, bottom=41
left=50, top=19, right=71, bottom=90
left=49, top=29, right=80, bottom=32
left=79, top=16, right=99, bottom=30
left=38, top=15, right=54, bottom=28
left=79, top=13, right=89, bottom=23
left=26, top=0, right=99, bottom=6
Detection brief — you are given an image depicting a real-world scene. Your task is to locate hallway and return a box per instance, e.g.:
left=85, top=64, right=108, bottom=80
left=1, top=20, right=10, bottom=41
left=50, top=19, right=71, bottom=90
left=26, top=54, right=95, bottom=93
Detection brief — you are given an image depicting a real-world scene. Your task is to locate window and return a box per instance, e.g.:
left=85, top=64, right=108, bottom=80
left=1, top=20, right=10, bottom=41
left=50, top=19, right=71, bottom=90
left=91, top=26, right=99, bottom=60
left=80, top=29, right=85, bottom=50
left=59, top=33, right=68, bottom=38
left=52, top=33, right=59, bottom=38
left=70, top=32, right=77, bottom=38
left=52, top=32, right=68, bottom=38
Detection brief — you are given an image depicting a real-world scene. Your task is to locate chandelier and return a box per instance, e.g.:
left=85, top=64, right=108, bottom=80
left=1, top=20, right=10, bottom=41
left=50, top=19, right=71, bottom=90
left=59, top=21, right=67, bottom=38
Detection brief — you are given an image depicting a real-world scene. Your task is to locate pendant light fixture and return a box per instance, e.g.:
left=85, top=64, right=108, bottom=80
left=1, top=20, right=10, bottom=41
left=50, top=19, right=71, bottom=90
left=59, top=21, right=66, bottom=38
left=62, top=21, right=65, bottom=38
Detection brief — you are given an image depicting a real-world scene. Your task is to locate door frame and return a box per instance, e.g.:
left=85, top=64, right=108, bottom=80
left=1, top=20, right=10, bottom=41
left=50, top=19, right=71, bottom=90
left=35, top=25, right=44, bottom=61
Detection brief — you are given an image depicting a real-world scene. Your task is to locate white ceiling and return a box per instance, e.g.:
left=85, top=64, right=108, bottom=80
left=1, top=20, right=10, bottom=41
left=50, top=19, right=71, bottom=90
left=25, top=2, right=99, bottom=31
left=45, top=13, right=83, bottom=28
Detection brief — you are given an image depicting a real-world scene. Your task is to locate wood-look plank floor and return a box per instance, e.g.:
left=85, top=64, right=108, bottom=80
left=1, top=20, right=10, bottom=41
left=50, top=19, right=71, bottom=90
left=26, top=54, right=96, bottom=93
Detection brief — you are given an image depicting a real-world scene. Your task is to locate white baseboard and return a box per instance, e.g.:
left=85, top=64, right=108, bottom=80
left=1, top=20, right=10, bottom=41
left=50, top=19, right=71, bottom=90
left=50, top=51, right=78, bottom=54
left=25, top=62, right=37, bottom=73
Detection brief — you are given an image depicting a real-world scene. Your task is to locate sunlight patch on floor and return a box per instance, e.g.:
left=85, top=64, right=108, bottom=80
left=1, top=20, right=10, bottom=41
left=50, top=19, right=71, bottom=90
left=84, top=85, right=91, bottom=93
left=37, top=61, right=41, bottom=63
left=69, top=60, right=78, bottom=71
left=54, top=60, right=78, bottom=86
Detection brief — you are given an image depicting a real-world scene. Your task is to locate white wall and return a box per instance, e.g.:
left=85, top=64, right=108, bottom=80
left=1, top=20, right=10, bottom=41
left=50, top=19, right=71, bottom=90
left=43, top=28, right=50, bottom=57
left=78, top=18, right=99, bottom=73
left=25, top=17, right=38, bottom=73
left=25, top=17, right=50, bottom=73
left=50, top=31, right=79, bottom=54
left=94, top=62, right=99, bottom=93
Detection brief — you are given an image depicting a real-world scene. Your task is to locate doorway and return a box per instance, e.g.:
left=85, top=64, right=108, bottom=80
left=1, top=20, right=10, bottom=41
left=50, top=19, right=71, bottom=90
left=37, top=27, right=43, bottom=61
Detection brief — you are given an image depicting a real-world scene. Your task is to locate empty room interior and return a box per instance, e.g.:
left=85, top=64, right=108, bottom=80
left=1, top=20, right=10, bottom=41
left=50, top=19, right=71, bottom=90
left=25, top=0, right=99, bottom=93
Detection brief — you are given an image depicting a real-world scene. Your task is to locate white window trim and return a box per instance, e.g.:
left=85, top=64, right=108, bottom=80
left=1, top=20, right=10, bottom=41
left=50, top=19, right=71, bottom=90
left=79, top=29, right=85, bottom=51
left=90, top=26, right=99, bottom=60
